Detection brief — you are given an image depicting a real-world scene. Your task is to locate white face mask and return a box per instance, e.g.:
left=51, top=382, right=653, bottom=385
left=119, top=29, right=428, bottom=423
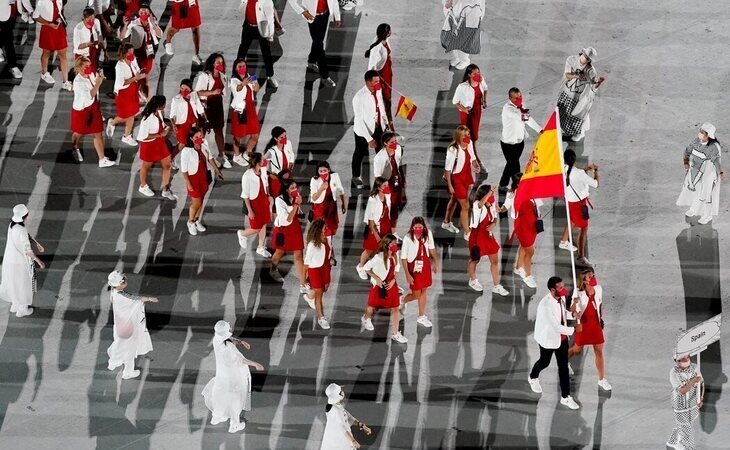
left=677, top=359, right=690, bottom=369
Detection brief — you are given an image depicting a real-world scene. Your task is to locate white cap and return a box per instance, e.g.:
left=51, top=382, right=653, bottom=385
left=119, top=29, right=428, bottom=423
left=11, top=204, right=28, bottom=223
left=700, top=123, right=716, bottom=140
left=214, top=320, right=233, bottom=340
left=325, top=383, right=343, bottom=405
left=107, top=271, right=126, bottom=288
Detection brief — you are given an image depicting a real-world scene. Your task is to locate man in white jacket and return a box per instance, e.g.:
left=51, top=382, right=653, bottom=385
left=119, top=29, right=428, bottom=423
left=287, top=0, right=340, bottom=87
left=528, top=276, right=580, bottom=409
left=239, top=0, right=278, bottom=87
left=351, top=69, right=389, bottom=189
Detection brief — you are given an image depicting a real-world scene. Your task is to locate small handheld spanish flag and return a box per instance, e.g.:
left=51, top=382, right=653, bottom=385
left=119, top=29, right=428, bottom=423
left=396, top=95, right=417, bottom=121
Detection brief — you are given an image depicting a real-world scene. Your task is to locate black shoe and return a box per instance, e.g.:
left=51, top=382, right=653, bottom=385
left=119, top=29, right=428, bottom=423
left=351, top=177, right=364, bottom=189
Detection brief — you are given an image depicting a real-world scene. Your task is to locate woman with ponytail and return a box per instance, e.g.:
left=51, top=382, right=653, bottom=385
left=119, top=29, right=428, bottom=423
left=467, top=184, right=508, bottom=295
left=560, top=148, right=598, bottom=267
left=366, top=23, right=394, bottom=123
left=136, top=95, right=177, bottom=200
left=264, top=126, right=296, bottom=198
left=399, top=217, right=439, bottom=328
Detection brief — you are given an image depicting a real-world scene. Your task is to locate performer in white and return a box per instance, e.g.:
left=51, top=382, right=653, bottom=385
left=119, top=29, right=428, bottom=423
left=677, top=123, right=723, bottom=225
left=106, top=270, right=157, bottom=379
left=0, top=204, right=45, bottom=318
left=320, top=383, right=371, bottom=450
left=202, top=320, right=264, bottom=433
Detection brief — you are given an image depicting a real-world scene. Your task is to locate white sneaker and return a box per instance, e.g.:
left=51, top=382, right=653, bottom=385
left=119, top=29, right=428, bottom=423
left=187, top=221, right=198, bottom=236
left=192, top=54, right=202, bottom=65
left=523, top=275, right=537, bottom=289
left=121, top=135, right=137, bottom=146
left=514, top=267, right=526, bottom=278
left=558, top=240, right=577, bottom=252
left=685, top=209, right=697, bottom=217
left=267, top=76, right=279, bottom=88
left=210, top=416, right=225, bottom=425
left=62, top=81, right=72, bottom=91
left=106, top=120, right=115, bottom=137
left=170, top=159, right=179, bottom=170
left=256, top=247, right=272, bottom=258
left=303, top=293, right=316, bottom=310
left=463, top=232, right=470, bottom=241
left=321, top=77, right=336, bottom=87
left=597, top=379, right=612, bottom=391
left=391, top=331, right=408, bottom=343
left=441, top=222, right=459, bottom=233
left=219, top=155, right=233, bottom=169
left=138, top=185, right=154, bottom=197
left=361, top=316, right=374, bottom=331
left=228, top=422, right=246, bottom=433
left=299, top=283, right=310, bottom=294
left=237, top=230, right=248, bottom=248
left=269, top=267, right=284, bottom=283
left=570, top=131, right=585, bottom=142
left=40, top=72, right=55, bottom=84
left=72, top=148, right=84, bottom=162
left=492, top=284, right=509, bottom=296
left=416, top=315, right=433, bottom=328
left=10, top=67, right=23, bottom=79
left=356, top=265, right=368, bottom=280
left=454, top=59, right=470, bottom=70
left=98, top=157, right=115, bottom=168
left=576, top=256, right=594, bottom=268
left=468, top=278, right=484, bottom=292
left=164, top=42, right=174, bottom=56
left=666, top=441, right=684, bottom=450
left=698, top=215, right=713, bottom=225
left=528, top=377, right=543, bottom=394
left=399, top=297, right=407, bottom=313
left=195, top=221, right=206, bottom=232
left=232, top=154, right=247, bottom=167
left=568, top=362, right=575, bottom=376
left=122, top=369, right=141, bottom=379
left=15, top=306, right=34, bottom=318
left=307, top=62, right=319, bottom=72
left=560, top=395, right=580, bottom=410
left=317, top=317, right=331, bottom=330
left=351, top=177, right=364, bottom=189
left=161, top=189, right=178, bottom=201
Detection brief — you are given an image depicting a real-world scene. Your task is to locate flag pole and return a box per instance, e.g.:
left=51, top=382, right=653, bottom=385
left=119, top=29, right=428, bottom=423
left=553, top=107, right=578, bottom=294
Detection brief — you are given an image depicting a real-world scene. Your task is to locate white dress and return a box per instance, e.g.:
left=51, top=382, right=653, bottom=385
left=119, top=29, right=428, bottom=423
left=107, top=290, right=153, bottom=369
left=320, top=403, right=356, bottom=450
left=0, top=223, right=34, bottom=311
left=676, top=140, right=722, bottom=218
left=202, top=336, right=252, bottom=424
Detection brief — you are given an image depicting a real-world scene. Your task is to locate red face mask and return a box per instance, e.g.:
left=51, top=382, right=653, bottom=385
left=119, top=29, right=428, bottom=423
left=236, top=66, right=247, bottom=76
left=413, top=228, right=424, bottom=238
left=215, top=63, right=225, bottom=73
left=261, top=159, right=268, bottom=167
left=84, top=66, right=95, bottom=75
left=139, top=12, right=150, bottom=22
left=125, top=53, right=135, bottom=62
left=290, top=190, right=299, bottom=199
left=487, top=194, right=495, bottom=205
left=472, top=73, right=482, bottom=83
left=588, top=277, right=598, bottom=287
left=513, top=96, right=523, bottom=108
left=320, top=172, right=329, bottom=181
left=372, top=82, right=382, bottom=91
left=387, top=141, right=397, bottom=151
left=382, top=184, right=391, bottom=194
left=389, top=243, right=398, bottom=253
left=180, top=89, right=191, bottom=99
left=193, top=137, right=204, bottom=146
left=556, top=288, right=569, bottom=298
left=463, top=136, right=471, bottom=145
left=279, top=136, right=288, bottom=145
left=85, top=19, right=94, bottom=29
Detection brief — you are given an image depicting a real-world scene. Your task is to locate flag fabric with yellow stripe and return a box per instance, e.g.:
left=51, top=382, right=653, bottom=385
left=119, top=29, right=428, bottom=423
left=512, top=110, right=565, bottom=211
left=396, top=95, right=417, bottom=121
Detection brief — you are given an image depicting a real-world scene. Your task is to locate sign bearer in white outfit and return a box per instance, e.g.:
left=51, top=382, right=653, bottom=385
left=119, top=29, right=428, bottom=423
left=677, top=123, right=723, bottom=225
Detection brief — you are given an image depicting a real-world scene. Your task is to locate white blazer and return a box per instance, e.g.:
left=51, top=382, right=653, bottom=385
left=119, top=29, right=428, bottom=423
left=503, top=192, right=543, bottom=220
left=33, top=0, right=64, bottom=23
left=352, top=85, right=388, bottom=141
left=453, top=79, right=488, bottom=108
left=72, top=19, right=103, bottom=56
left=287, top=0, right=340, bottom=22
left=469, top=200, right=496, bottom=229
left=1, top=0, right=33, bottom=22
left=442, top=0, right=484, bottom=30
left=574, top=285, right=603, bottom=317
left=373, top=145, right=402, bottom=179
left=240, top=0, right=275, bottom=39
left=72, top=74, right=99, bottom=110
left=114, top=59, right=140, bottom=93
left=194, top=71, right=228, bottom=99
left=230, top=78, right=257, bottom=112
left=310, top=173, right=344, bottom=204
left=179, top=142, right=213, bottom=176
left=125, top=17, right=160, bottom=46
left=240, top=168, right=269, bottom=200
left=87, top=0, right=111, bottom=12
left=444, top=143, right=475, bottom=174
left=136, top=112, right=165, bottom=142
left=303, top=241, right=329, bottom=268
left=400, top=230, right=435, bottom=263
left=367, top=40, right=390, bottom=71
left=363, top=194, right=391, bottom=229
left=265, top=142, right=295, bottom=174
left=170, top=92, right=205, bottom=125
left=363, top=253, right=399, bottom=287
left=273, top=197, right=298, bottom=227
left=534, top=292, right=574, bottom=349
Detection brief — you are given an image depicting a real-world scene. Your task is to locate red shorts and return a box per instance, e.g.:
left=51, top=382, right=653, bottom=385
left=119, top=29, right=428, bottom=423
left=308, top=264, right=331, bottom=290
left=139, top=137, right=170, bottom=162
left=452, top=179, right=471, bottom=200
left=39, top=24, right=67, bottom=51
left=248, top=193, right=271, bottom=230
left=272, top=223, right=304, bottom=252
left=71, top=102, right=104, bottom=135
left=568, top=200, right=589, bottom=229
left=367, top=284, right=400, bottom=309
left=171, top=1, right=202, bottom=29
left=469, top=228, right=500, bottom=259
left=187, top=168, right=209, bottom=199
left=115, top=83, right=140, bottom=119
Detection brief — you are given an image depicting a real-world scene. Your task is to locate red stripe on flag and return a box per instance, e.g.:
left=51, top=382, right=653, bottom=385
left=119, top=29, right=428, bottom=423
left=512, top=173, right=564, bottom=212
left=397, top=96, right=406, bottom=111
left=406, top=104, right=417, bottom=121
left=543, top=112, right=557, bottom=131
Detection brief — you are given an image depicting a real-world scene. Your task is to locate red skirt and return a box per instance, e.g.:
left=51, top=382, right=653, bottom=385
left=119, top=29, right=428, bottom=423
left=71, top=102, right=104, bottom=135
left=451, top=168, right=473, bottom=200
left=367, top=284, right=400, bottom=309
left=574, top=304, right=604, bottom=346
left=308, top=264, right=331, bottom=289
left=378, top=59, right=393, bottom=104
left=187, top=168, right=209, bottom=199
left=136, top=54, right=154, bottom=75
left=115, top=83, right=140, bottom=119
left=514, top=216, right=537, bottom=248
left=568, top=200, right=589, bottom=229
left=269, top=176, right=282, bottom=198
left=176, top=117, right=197, bottom=145
left=407, top=258, right=432, bottom=290
left=312, top=199, right=339, bottom=236
left=123, top=0, right=142, bottom=20
left=459, top=108, right=482, bottom=141
left=389, top=188, right=403, bottom=221
left=362, top=223, right=391, bottom=252
left=39, top=24, right=67, bottom=51
left=469, top=227, right=499, bottom=258
left=139, top=137, right=170, bottom=162
left=230, top=107, right=260, bottom=138
left=272, top=222, right=304, bottom=252
left=248, top=192, right=271, bottom=229
left=171, top=1, right=202, bottom=29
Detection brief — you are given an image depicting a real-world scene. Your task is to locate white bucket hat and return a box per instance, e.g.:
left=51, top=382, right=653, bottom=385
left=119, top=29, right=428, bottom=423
left=325, top=383, right=343, bottom=405
left=214, top=320, right=233, bottom=340
left=700, top=123, right=716, bottom=140
left=580, top=47, right=597, bottom=62
left=11, top=204, right=28, bottom=223
left=107, top=270, right=126, bottom=288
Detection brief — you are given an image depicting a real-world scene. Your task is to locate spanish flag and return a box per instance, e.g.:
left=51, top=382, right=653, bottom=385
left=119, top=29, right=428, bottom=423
left=396, top=95, right=417, bottom=121
left=512, top=109, right=565, bottom=211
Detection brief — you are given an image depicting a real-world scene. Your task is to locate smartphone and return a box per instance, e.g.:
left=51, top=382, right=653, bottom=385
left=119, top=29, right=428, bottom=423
left=248, top=74, right=258, bottom=83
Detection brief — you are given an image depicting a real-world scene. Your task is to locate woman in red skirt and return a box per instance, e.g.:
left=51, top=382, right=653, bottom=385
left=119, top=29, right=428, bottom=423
left=374, top=132, right=404, bottom=235
left=264, top=126, right=295, bottom=198
left=70, top=57, right=115, bottom=168
left=361, top=234, right=407, bottom=344
left=34, top=0, right=70, bottom=89
left=162, top=0, right=203, bottom=64
left=170, top=78, right=206, bottom=159
left=303, top=219, right=332, bottom=330
left=229, top=58, right=261, bottom=167
left=124, top=4, right=162, bottom=100
left=569, top=268, right=611, bottom=391
left=270, top=179, right=306, bottom=288
left=180, top=127, right=223, bottom=236
left=560, top=149, right=599, bottom=267
left=237, top=152, right=271, bottom=258
left=310, top=160, right=346, bottom=248
left=442, top=125, right=481, bottom=236
left=453, top=64, right=488, bottom=150
left=400, top=217, right=439, bottom=329
left=500, top=173, right=540, bottom=289
left=467, top=184, right=508, bottom=296
left=366, top=23, right=394, bottom=124
left=356, top=177, right=392, bottom=279
left=194, top=53, right=227, bottom=166
left=107, top=43, right=145, bottom=147
left=136, top=95, right=177, bottom=200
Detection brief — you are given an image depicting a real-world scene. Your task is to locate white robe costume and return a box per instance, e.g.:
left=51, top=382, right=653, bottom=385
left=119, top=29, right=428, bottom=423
left=676, top=139, right=722, bottom=219
left=0, top=223, right=35, bottom=314
left=202, top=335, right=252, bottom=429
left=321, top=403, right=357, bottom=450
left=107, top=290, right=153, bottom=372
